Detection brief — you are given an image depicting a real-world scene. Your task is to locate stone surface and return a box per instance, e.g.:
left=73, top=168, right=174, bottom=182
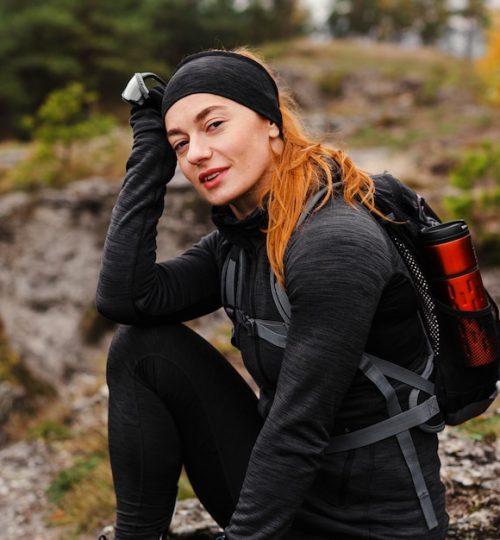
left=0, top=177, right=499, bottom=539
left=0, top=175, right=212, bottom=389
left=440, top=427, right=500, bottom=539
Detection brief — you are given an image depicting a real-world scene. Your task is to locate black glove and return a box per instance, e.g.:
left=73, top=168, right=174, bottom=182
left=128, top=85, right=177, bottom=181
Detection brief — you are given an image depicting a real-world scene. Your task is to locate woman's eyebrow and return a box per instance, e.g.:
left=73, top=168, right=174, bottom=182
left=194, top=105, right=228, bottom=123
left=167, top=105, right=228, bottom=138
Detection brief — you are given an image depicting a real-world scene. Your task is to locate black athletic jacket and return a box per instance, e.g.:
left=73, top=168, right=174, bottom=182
left=96, top=141, right=448, bottom=539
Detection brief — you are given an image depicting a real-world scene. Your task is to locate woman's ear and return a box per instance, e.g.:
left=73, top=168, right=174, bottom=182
left=268, top=121, right=280, bottom=139
left=269, top=121, right=284, bottom=154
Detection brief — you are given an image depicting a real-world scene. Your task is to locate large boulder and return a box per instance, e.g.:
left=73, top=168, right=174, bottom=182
left=0, top=175, right=213, bottom=390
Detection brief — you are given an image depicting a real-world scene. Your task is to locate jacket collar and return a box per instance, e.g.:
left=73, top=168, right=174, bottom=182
left=211, top=202, right=268, bottom=250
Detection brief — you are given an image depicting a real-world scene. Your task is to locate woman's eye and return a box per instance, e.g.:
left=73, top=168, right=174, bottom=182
left=173, top=140, right=188, bottom=152
left=208, top=120, right=223, bottom=131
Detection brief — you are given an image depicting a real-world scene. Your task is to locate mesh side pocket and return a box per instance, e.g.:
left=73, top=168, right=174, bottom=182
left=434, top=300, right=499, bottom=421
left=436, top=301, right=499, bottom=369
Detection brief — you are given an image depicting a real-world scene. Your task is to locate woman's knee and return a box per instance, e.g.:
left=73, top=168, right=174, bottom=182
left=106, top=323, right=187, bottom=384
left=106, top=323, right=189, bottom=426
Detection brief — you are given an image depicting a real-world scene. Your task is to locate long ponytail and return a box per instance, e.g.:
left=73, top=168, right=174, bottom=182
left=233, top=48, right=382, bottom=287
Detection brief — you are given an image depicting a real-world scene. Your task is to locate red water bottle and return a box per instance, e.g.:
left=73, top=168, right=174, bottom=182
left=420, top=220, right=496, bottom=367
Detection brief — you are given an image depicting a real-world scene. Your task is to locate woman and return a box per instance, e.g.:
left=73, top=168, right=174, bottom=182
left=96, top=49, right=448, bottom=539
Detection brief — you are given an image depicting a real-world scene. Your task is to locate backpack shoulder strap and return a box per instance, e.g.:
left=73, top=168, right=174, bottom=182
left=270, top=273, right=291, bottom=326
left=222, top=245, right=288, bottom=348
left=268, top=185, right=331, bottom=324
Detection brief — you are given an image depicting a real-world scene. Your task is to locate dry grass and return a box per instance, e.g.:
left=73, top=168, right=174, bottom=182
left=264, top=37, right=478, bottom=86
left=0, top=127, right=131, bottom=194
left=44, top=425, right=114, bottom=535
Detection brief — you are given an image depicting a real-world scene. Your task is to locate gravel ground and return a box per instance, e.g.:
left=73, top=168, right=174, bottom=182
left=0, top=375, right=498, bottom=539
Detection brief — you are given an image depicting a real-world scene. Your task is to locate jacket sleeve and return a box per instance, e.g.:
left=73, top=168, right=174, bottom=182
left=224, top=201, right=397, bottom=539
left=96, top=139, right=222, bottom=325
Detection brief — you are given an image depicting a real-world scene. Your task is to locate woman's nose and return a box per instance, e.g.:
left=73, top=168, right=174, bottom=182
left=186, top=136, right=212, bottom=165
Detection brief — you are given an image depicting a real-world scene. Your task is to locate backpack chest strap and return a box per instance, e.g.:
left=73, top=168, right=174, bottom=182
left=222, top=245, right=289, bottom=348
left=327, top=352, right=440, bottom=531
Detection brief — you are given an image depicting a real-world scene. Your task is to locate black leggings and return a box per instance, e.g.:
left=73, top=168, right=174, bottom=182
left=106, top=323, right=263, bottom=540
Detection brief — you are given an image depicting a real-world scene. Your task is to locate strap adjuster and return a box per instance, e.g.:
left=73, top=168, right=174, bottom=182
left=242, top=316, right=256, bottom=336
left=234, top=310, right=256, bottom=337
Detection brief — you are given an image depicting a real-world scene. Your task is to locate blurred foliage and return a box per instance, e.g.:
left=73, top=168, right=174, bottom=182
left=0, top=318, right=20, bottom=384
left=47, top=452, right=106, bottom=505
left=26, top=82, right=115, bottom=145
left=0, top=0, right=308, bottom=138
left=328, top=0, right=488, bottom=46
left=4, top=83, right=115, bottom=191
left=449, top=143, right=500, bottom=190
left=28, top=419, right=71, bottom=442
left=315, top=70, right=346, bottom=98
left=413, top=63, right=445, bottom=105
left=457, top=413, right=500, bottom=442
left=444, top=142, right=500, bottom=261
left=45, top=425, right=114, bottom=535
left=178, top=468, right=196, bottom=500
left=476, top=11, right=500, bottom=106
left=0, top=316, right=54, bottom=397
left=79, top=305, right=117, bottom=345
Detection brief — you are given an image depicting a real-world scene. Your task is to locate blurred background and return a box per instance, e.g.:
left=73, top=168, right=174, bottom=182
left=0, top=1, right=499, bottom=538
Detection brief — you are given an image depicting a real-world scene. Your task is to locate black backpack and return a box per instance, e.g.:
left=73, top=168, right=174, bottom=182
left=221, top=173, right=500, bottom=530
left=369, top=173, right=500, bottom=424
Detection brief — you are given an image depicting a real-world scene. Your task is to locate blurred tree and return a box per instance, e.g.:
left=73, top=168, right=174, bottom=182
left=240, top=0, right=274, bottom=43
left=327, top=0, right=450, bottom=45
left=476, top=10, right=500, bottom=105
left=0, top=0, right=309, bottom=138
left=147, top=0, right=308, bottom=66
left=328, top=0, right=380, bottom=38
left=67, top=0, right=157, bottom=102
left=268, top=0, right=310, bottom=40
left=146, top=0, right=245, bottom=67
left=0, top=0, right=149, bottom=137
left=450, top=0, right=489, bottom=57
left=0, top=0, right=81, bottom=136
left=413, top=0, right=449, bottom=45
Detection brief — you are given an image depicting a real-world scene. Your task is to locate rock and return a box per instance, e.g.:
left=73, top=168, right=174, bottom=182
left=0, top=380, right=27, bottom=445
left=0, top=439, right=72, bottom=540
left=0, top=176, right=213, bottom=389
left=97, top=500, right=223, bottom=540
left=274, top=65, right=326, bottom=110
left=439, top=428, right=500, bottom=539
left=0, top=173, right=498, bottom=539
left=168, top=499, right=222, bottom=539
left=0, top=381, right=24, bottom=424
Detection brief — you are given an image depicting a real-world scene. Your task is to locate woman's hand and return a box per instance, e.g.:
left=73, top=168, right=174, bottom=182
left=128, top=85, right=177, bottom=183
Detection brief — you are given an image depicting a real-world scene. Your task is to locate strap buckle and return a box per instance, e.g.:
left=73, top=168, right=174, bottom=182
left=234, top=310, right=256, bottom=337
left=242, top=315, right=257, bottom=336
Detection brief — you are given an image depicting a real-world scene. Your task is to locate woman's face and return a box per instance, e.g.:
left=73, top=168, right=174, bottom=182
left=165, top=93, right=282, bottom=219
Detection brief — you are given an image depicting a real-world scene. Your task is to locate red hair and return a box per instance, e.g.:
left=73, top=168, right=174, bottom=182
left=233, top=48, right=382, bottom=287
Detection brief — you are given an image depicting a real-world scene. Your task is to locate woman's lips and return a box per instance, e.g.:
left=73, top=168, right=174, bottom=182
left=199, top=167, right=229, bottom=189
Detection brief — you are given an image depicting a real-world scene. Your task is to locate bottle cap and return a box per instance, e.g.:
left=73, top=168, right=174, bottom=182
left=420, top=220, right=469, bottom=246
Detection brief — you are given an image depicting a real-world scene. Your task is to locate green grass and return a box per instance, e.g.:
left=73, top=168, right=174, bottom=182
left=456, top=413, right=500, bottom=442
left=45, top=428, right=116, bottom=535
left=47, top=452, right=106, bottom=504
left=348, top=125, right=427, bottom=149
left=28, top=419, right=71, bottom=442
left=178, top=469, right=196, bottom=500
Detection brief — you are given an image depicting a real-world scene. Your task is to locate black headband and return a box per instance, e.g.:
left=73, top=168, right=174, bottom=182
left=161, top=51, right=282, bottom=131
